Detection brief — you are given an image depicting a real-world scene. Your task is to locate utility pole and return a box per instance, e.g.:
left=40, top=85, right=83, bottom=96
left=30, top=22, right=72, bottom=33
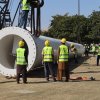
left=78, top=0, right=80, bottom=15
left=77, top=0, right=81, bottom=43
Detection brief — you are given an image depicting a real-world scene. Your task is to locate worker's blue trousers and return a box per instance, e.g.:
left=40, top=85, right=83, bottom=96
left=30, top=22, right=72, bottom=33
left=97, top=55, right=100, bottom=66
left=44, top=62, right=55, bottom=80
left=18, top=10, right=29, bottom=29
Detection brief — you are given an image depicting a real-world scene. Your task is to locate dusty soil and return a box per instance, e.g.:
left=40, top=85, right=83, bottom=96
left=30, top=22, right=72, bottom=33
left=0, top=55, right=100, bottom=100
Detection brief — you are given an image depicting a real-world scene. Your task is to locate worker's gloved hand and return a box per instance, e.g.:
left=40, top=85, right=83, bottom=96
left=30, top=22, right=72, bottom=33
left=10, top=53, right=16, bottom=57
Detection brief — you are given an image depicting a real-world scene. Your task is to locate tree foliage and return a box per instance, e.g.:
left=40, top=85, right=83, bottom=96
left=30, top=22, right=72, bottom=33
left=42, top=11, right=100, bottom=44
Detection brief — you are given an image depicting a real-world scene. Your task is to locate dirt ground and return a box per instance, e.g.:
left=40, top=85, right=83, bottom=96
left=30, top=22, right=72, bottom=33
left=0, top=55, right=100, bottom=100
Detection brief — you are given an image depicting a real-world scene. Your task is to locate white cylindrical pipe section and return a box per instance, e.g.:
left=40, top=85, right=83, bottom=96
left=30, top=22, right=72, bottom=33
left=0, top=27, right=84, bottom=76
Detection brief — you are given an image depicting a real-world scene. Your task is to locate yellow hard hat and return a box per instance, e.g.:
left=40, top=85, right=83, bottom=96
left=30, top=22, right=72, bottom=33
left=18, top=41, right=24, bottom=47
left=45, top=40, right=50, bottom=46
left=71, top=43, right=74, bottom=47
left=61, top=38, right=66, bottom=43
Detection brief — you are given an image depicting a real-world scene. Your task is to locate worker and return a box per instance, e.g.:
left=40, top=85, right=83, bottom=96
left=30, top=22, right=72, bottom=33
left=96, top=43, right=100, bottom=66
left=18, top=0, right=30, bottom=29
left=16, top=40, right=28, bottom=84
left=42, top=40, right=56, bottom=82
left=84, top=44, right=89, bottom=57
left=57, top=38, right=69, bottom=82
left=91, top=43, right=96, bottom=56
left=70, top=43, right=78, bottom=63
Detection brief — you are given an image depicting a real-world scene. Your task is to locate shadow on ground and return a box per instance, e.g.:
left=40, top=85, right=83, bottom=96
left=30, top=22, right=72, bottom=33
left=0, top=80, right=16, bottom=84
left=69, top=56, right=90, bottom=71
left=27, top=56, right=91, bottom=78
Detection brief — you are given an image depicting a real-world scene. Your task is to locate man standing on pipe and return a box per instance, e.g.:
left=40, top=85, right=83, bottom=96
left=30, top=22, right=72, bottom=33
left=57, top=38, right=69, bottom=82
left=16, top=40, right=28, bottom=84
left=18, top=0, right=30, bottom=29
left=42, top=40, right=56, bottom=82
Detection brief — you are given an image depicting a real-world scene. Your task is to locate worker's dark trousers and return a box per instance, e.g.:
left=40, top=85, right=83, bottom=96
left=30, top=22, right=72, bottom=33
left=74, top=54, right=78, bottom=63
left=18, top=10, right=29, bottom=29
left=57, top=62, right=69, bottom=81
left=97, top=55, right=100, bottom=66
left=44, top=62, right=56, bottom=80
left=16, top=65, right=27, bottom=83
left=85, top=50, right=89, bottom=57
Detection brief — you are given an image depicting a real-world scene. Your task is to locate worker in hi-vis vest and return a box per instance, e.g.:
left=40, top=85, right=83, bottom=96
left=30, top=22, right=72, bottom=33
left=97, top=43, right=100, bottom=66
left=57, top=38, right=69, bottom=82
left=16, top=40, right=28, bottom=84
left=42, top=40, right=56, bottom=82
left=70, top=43, right=78, bottom=64
left=18, top=0, right=30, bottom=29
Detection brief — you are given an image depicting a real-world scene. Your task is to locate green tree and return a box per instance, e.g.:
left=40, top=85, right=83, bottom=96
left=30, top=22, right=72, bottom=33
left=42, top=10, right=100, bottom=43
left=86, top=11, right=100, bottom=43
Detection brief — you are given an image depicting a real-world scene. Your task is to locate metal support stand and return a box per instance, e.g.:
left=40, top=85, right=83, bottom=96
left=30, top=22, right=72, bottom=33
left=30, top=0, right=44, bottom=37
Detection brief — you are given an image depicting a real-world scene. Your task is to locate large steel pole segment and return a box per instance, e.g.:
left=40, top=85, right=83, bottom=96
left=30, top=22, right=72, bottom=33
left=0, top=27, right=84, bottom=76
